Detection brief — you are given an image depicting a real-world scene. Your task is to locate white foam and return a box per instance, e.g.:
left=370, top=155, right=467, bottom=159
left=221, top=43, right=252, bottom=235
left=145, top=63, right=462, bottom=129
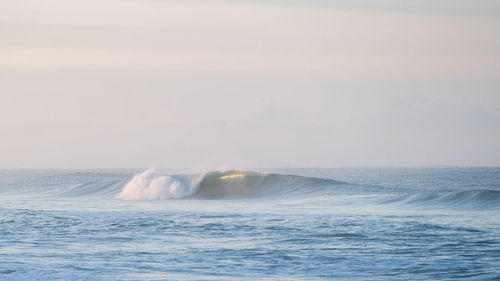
left=116, top=170, right=192, bottom=200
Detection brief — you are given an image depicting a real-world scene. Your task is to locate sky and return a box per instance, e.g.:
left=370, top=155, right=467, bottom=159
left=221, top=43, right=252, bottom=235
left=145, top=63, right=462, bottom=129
left=1, top=0, right=500, bottom=169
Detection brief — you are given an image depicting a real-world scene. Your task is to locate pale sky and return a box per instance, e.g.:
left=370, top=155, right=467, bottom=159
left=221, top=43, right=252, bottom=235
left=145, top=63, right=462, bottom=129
left=1, top=0, right=500, bottom=169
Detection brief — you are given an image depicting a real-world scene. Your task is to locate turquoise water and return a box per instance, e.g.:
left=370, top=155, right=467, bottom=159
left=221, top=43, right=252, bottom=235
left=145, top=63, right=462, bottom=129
left=1, top=168, right=499, bottom=280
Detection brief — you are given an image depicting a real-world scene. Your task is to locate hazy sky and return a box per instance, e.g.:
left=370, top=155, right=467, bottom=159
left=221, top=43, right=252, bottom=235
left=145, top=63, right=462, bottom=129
left=1, top=0, right=500, bottom=169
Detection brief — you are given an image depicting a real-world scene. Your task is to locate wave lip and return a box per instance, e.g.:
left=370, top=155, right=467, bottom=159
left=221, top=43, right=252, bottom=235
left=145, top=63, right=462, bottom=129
left=115, top=170, right=194, bottom=200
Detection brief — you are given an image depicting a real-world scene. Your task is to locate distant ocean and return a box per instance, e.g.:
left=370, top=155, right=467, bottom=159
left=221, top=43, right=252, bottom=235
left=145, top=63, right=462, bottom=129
left=1, top=167, right=499, bottom=280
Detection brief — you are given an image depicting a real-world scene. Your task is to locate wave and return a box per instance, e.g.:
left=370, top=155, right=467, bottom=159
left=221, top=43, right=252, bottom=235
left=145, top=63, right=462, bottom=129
left=388, top=189, right=500, bottom=209
left=116, top=169, right=344, bottom=200
left=113, top=170, right=500, bottom=209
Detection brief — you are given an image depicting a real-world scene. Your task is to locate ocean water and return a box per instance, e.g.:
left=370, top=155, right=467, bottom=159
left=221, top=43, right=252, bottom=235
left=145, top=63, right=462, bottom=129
left=0, top=167, right=499, bottom=280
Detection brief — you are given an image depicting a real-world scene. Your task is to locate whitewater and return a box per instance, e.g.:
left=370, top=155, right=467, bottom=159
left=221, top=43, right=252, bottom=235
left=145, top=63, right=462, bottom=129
left=1, top=167, right=499, bottom=280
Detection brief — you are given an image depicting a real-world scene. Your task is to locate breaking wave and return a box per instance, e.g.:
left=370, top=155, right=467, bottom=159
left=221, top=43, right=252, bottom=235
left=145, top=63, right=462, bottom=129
left=115, top=170, right=500, bottom=210
left=116, top=169, right=343, bottom=200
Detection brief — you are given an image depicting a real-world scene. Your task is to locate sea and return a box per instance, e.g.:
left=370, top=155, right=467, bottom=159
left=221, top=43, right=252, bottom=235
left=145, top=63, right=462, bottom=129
left=0, top=167, right=499, bottom=280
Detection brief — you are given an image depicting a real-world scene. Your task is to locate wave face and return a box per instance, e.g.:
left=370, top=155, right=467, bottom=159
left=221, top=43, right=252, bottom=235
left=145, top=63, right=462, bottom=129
left=117, top=170, right=343, bottom=200
left=187, top=170, right=342, bottom=199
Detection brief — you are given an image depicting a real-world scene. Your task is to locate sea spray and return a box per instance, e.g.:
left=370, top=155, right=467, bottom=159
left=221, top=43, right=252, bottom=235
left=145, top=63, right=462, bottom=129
left=116, top=169, right=193, bottom=200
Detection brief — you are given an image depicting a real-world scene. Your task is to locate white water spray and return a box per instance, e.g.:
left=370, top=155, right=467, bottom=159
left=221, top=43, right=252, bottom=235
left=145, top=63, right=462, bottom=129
left=116, top=170, right=193, bottom=200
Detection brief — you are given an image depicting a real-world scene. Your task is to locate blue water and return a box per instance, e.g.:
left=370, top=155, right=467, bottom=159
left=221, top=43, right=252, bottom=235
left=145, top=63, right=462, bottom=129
left=1, top=168, right=499, bottom=280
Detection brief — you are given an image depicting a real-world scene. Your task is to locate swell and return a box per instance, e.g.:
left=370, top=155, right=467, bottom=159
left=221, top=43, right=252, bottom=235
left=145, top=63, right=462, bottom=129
left=387, top=189, right=500, bottom=210
left=0, top=171, right=127, bottom=198
left=2, top=170, right=499, bottom=210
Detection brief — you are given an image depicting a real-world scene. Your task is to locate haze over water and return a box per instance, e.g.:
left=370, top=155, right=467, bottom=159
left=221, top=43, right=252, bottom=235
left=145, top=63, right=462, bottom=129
left=1, top=0, right=500, bottom=168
